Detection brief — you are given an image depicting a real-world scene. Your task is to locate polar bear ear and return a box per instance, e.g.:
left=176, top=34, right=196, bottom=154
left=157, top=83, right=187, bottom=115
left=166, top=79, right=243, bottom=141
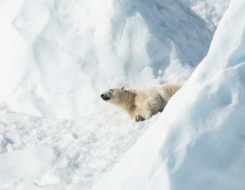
left=121, top=86, right=125, bottom=90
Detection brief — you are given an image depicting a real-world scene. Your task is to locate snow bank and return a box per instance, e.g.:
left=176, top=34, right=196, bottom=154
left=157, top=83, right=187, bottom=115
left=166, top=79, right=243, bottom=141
left=92, top=0, right=245, bottom=189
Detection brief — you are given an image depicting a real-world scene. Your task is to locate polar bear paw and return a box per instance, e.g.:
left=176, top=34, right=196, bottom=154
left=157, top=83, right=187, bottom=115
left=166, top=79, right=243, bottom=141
left=134, top=115, right=145, bottom=122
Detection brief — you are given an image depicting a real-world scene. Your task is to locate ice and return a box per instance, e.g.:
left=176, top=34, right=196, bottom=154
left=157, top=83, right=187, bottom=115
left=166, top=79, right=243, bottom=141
left=0, top=0, right=234, bottom=189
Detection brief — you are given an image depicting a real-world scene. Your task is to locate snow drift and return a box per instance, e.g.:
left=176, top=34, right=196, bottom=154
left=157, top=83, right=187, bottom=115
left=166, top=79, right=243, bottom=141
left=93, top=0, right=245, bottom=189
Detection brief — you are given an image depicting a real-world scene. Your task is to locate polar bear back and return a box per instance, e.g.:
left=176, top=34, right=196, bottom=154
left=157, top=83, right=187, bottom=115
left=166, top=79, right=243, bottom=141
left=134, top=84, right=181, bottom=101
left=159, top=84, right=182, bottom=101
left=131, top=84, right=181, bottom=119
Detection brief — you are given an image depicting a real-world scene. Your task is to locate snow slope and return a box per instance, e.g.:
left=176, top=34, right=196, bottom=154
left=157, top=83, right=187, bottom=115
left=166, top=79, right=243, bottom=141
left=93, top=0, right=245, bottom=189
left=0, top=0, right=230, bottom=189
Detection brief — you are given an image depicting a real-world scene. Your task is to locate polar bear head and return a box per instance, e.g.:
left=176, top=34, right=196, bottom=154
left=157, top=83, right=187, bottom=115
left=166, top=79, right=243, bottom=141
left=101, top=87, right=125, bottom=103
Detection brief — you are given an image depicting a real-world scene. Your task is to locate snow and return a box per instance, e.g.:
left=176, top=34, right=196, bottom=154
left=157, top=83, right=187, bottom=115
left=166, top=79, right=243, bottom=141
left=0, top=146, right=56, bottom=189
left=92, top=0, right=245, bottom=189
left=0, top=0, right=235, bottom=189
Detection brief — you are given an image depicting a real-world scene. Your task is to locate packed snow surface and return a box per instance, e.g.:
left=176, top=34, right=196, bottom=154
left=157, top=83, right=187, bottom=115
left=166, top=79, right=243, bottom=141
left=93, top=0, right=245, bottom=189
left=0, top=0, right=232, bottom=189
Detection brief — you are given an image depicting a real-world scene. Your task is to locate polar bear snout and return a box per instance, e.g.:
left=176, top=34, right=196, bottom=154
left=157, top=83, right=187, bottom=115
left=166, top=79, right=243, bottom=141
left=101, top=93, right=110, bottom=101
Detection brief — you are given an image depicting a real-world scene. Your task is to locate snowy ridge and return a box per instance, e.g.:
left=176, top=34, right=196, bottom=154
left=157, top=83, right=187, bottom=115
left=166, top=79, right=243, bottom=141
left=0, top=0, right=231, bottom=189
left=93, top=0, right=245, bottom=189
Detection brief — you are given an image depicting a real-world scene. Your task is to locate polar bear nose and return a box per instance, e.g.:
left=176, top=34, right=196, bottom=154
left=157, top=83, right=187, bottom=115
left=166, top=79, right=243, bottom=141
left=101, top=94, right=110, bottom=101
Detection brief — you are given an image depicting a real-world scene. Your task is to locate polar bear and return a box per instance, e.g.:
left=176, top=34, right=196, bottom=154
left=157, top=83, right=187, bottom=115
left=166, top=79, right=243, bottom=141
left=101, top=84, right=181, bottom=122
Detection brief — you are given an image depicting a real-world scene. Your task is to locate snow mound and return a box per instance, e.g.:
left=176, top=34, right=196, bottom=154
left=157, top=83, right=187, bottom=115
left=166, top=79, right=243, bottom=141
left=92, top=0, right=245, bottom=189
